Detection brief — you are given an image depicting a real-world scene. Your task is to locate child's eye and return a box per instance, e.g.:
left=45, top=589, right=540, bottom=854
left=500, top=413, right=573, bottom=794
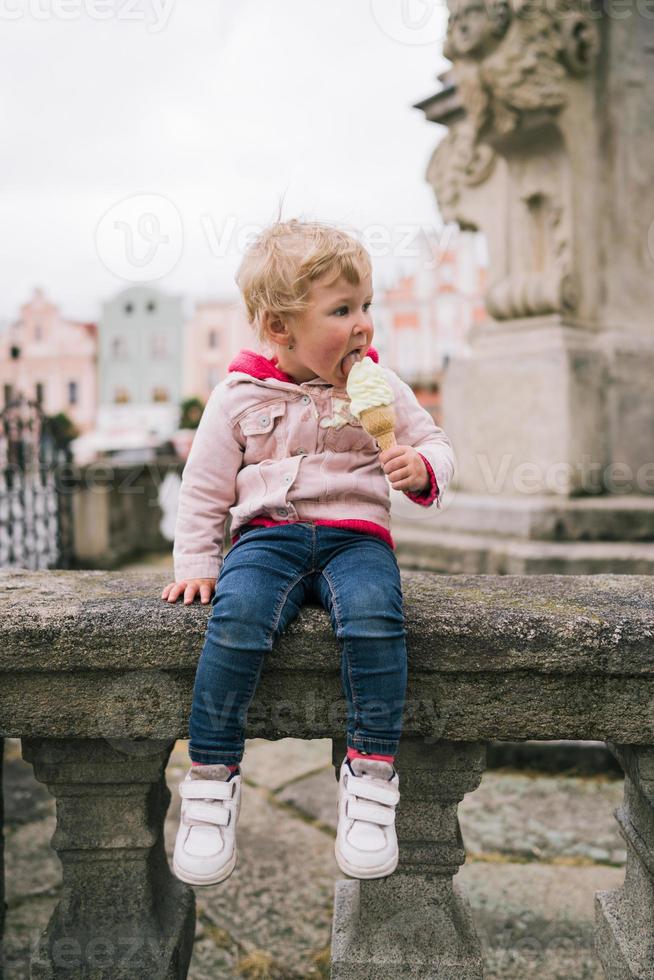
left=334, top=306, right=349, bottom=316
left=363, top=302, right=372, bottom=312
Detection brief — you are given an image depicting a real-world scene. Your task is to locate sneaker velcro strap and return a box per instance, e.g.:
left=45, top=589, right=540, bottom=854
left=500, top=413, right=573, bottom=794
left=180, top=780, right=235, bottom=801
left=350, top=780, right=399, bottom=807
left=346, top=799, right=396, bottom=825
left=184, top=801, right=230, bottom=826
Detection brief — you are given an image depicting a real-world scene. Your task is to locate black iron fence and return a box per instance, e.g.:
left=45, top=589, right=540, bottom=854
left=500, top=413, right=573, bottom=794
left=0, top=396, right=74, bottom=569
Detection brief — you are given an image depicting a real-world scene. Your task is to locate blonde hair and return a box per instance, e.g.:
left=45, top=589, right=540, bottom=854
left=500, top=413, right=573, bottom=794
left=235, top=218, right=372, bottom=346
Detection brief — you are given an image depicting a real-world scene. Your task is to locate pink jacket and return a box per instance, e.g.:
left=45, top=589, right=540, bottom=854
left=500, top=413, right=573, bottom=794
left=173, top=346, right=455, bottom=581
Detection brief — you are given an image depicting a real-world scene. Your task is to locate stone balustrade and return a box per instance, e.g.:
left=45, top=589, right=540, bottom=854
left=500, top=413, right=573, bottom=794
left=1, top=569, right=653, bottom=978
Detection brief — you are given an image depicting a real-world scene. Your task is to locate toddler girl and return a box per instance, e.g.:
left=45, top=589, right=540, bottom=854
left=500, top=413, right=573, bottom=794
left=163, top=219, right=454, bottom=885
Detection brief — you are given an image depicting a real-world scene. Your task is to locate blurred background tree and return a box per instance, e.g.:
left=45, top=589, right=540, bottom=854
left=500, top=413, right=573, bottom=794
left=179, top=397, right=205, bottom=430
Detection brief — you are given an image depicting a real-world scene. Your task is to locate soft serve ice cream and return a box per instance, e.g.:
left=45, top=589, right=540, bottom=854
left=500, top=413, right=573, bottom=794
left=346, top=356, right=396, bottom=451
left=345, top=356, right=394, bottom=418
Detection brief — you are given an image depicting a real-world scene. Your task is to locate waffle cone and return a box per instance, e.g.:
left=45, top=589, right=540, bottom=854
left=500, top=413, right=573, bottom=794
left=359, top=405, right=396, bottom=451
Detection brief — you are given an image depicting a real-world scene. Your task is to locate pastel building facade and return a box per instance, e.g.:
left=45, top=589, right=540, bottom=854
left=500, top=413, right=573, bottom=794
left=373, top=232, right=487, bottom=385
left=0, top=288, right=97, bottom=432
left=98, top=285, right=184, bottom=437
left=182, top=297, right=254, bottom=402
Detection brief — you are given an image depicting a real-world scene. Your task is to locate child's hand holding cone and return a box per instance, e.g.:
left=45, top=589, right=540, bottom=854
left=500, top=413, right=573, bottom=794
left=379, top=445, right=430, bottom=493
left=346, top=355, right=429, bottom=493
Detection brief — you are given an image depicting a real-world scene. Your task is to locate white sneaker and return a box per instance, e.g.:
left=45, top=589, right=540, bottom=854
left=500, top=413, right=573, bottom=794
left=172, top=764, right=241, bottom=886
left=335, top=756, right=400, bottom=879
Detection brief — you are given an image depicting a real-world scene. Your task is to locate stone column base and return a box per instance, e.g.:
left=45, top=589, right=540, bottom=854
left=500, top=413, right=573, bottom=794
left=22, top=738, right=195, bottom=980
left=331, top=876, right=482, bottom=980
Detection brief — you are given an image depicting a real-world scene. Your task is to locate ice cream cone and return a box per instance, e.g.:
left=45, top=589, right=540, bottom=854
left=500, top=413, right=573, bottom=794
left=359, top=405, right=396, bottom=451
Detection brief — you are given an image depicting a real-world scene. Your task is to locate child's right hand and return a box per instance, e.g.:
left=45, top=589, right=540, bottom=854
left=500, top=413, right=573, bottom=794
left=162, top=578, right=216, bottom=605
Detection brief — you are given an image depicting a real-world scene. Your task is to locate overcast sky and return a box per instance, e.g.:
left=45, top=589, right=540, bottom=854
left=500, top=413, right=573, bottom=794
left=0, top=0, right=454, bottom=323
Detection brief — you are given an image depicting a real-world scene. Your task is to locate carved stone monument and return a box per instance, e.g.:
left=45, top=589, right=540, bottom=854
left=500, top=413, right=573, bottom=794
left=404, top=0, right=654, bottom=573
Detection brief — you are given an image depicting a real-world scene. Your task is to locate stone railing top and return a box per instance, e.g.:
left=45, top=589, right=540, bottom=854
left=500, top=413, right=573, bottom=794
left=2, top=570, right=653, bottom=742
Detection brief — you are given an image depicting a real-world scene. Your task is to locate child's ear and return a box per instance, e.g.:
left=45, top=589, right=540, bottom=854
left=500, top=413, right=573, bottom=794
left=261, top=309, right=291, bottom=347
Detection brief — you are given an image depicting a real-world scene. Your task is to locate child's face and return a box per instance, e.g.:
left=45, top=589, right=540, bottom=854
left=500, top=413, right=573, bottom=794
left=284, top=273, right=374, bottom=387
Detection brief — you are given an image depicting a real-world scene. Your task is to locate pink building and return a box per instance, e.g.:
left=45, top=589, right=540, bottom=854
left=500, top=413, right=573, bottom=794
left=373, top=232, right=487, bottom=385
left=183, top=297, right=253, bottom=401
left=372, top=232, right=487, bottom=424
left=0, top=289, right=97, bottom=433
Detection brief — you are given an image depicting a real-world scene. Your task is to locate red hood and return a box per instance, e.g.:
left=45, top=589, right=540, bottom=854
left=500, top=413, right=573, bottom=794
left=227, top=346, right=379, bottom=383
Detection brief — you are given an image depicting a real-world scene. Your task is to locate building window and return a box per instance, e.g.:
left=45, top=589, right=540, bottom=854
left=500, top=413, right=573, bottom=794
left=146, top=300, right=156, bottom=313
left=151, top=334, right=168, bottom=358
left=208, top=329, right=219, bottom=350
left=114, top=387, right=130, bottom=404
left=152, top=387, right=169, bottom=403
left=111, top=336, right=127, bottom=358
left=35, top=382, right=45, bottom=405
left=124, top=302, right=134, bottom=314
left=34, top=323, right=43, bottom=341
left=68, top=380, right=78, bottom=405
left=4, top=384, right=13, bottom=406
left=10, top=346, right=20, bottom=360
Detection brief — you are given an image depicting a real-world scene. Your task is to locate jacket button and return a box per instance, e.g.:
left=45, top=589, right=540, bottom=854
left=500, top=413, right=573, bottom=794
left=276, top=508, right=288, bottom=517
left=260, top=415, right=269, bottom=425
left=301, top=395, right=311, bottom=405
left=293, top=448, right=307, bottom=455
left=283, top=475, right=292, bottom=484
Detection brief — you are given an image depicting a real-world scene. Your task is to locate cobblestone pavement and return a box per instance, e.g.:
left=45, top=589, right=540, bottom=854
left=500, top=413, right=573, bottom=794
left=2, top=735, right=625, bottom=979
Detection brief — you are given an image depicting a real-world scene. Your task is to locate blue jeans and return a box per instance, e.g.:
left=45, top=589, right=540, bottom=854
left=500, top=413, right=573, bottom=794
left=188, top=523, right=408, bottom=765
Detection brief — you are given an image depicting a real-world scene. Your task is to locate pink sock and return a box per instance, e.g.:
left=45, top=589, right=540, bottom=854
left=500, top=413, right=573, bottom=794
left=347, top=747, right=395, bottom=764
left=191, top=761, right=239, bottom=771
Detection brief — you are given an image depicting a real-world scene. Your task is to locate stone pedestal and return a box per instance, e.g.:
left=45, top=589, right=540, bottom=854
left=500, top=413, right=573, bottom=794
left=21, top=738, right=195, bottom=980
left=330, top=738, right=486, bottom=979
left=596, top=744, right=654, bottom=979
left=413, top=0, right=654, bottom=573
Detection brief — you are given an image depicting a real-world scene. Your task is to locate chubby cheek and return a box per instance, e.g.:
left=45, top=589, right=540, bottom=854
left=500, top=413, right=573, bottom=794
left=319, top=336, right=348, bottom=366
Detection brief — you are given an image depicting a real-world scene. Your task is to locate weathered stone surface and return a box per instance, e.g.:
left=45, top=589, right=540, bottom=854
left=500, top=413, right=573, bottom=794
left=459, top=770, right=626, bottom=866
left=21, top=737, right=195, bottom=979
left=3, top=737, right=631, bottom=980
left=596, top=744, right=654, bottom=978
left=239, top=737, right=332, bottom=792
left=277, top=768, right=336, bottom=828
left=461, top=861, right=625, bottom=979
left=392, top=514, right=654, bottom=576
left=2, top=570, right=654, bottom=744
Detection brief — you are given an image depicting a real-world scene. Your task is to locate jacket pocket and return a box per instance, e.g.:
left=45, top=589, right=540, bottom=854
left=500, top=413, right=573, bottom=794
left=238, top=400, right=287, bottom=464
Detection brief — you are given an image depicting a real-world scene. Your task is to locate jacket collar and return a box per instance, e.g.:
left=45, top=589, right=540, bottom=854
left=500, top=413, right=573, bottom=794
left=227, top=346, right=379, bottom=384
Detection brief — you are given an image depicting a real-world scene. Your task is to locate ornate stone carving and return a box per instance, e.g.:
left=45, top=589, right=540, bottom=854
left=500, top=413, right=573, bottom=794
left=425, top=0, right=599, bottom=319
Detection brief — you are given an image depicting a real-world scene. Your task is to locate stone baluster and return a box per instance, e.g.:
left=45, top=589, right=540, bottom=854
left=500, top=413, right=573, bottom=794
left=21, top=737, right=195, bottom=980
left=330, top=736, right=486, bottom=979
left=596, top=743, right=654, bottom=979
